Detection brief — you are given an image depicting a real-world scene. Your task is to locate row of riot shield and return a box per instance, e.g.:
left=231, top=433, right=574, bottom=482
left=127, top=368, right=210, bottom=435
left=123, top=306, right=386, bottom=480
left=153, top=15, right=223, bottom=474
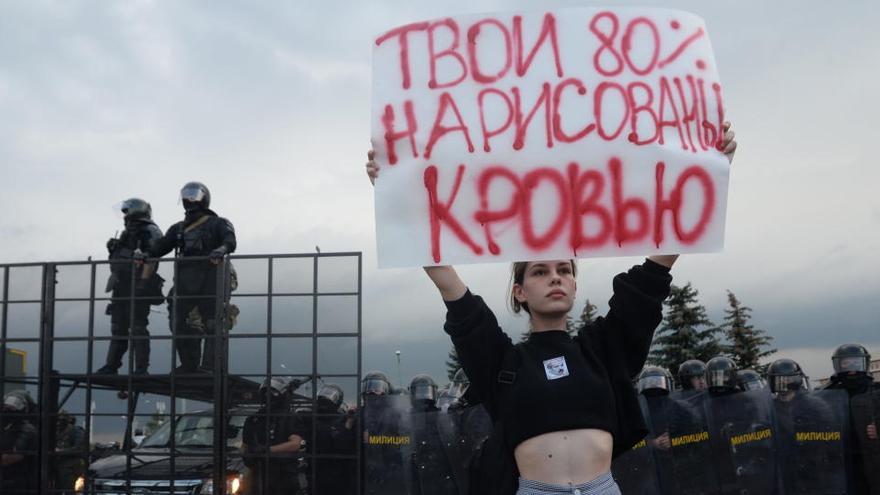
left=362, top=394, right=492, bottom=495
left=612, top=389, right=853, bottom=495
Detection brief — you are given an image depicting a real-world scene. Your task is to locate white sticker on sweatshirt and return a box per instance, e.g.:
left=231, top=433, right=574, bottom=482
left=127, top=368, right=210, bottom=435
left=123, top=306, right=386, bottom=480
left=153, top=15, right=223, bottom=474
left=543, top=356, right=569, bottom=380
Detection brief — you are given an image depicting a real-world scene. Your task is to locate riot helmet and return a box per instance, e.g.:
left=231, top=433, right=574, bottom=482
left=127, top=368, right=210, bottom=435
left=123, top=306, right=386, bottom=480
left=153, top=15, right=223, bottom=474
left=2, top=391, right=29, bottom=413
left=180, top=181, right=211, bottom=211
left=120, top=198, right=152, bottom=221
left=678, top=359, right=708, bottom=390
left=767, top=358, right=805, bottom=394
left=831, top=343, right=870, bottom=377
left=706, top=356, right=738, bottom=393
left=259, top=377, right=288, bottom=409
left=637, top=366, right=674, bottom=396
left=736, top=369, right=766, bottom=391
left=409, top=374, right=438, bottom=405
left=361, top=371, right=392, bottom=396
left=317, top=383, right=344, bottom=413
left=448, top=368, right=470, bottom=401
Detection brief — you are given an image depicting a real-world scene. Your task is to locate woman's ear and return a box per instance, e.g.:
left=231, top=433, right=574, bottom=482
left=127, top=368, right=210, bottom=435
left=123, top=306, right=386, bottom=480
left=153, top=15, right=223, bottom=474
left=513, top=283, right=527, bottom=303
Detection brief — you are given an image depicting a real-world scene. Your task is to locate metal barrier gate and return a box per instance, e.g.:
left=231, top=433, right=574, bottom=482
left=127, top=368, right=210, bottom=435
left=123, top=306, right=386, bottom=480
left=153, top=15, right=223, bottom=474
left=0, top=252, right=363, bottom=494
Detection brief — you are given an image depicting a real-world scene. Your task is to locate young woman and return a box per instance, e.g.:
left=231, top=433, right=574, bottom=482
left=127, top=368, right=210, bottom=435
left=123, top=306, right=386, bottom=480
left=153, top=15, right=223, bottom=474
left=366, top=124, right=737, bottom=494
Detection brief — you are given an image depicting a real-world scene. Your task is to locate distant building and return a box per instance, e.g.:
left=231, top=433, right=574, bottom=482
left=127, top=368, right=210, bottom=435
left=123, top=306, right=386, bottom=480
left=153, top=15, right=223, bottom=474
left=3, top=348, right=26, bottom=394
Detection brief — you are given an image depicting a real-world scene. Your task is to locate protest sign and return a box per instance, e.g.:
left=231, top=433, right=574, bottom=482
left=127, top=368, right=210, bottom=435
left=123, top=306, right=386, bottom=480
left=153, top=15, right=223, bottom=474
left=371, top=7, right=729, bottom=268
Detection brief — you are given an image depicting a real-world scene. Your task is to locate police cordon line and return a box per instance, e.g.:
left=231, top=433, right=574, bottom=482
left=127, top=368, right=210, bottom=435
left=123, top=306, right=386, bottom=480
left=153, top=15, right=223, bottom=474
left=359, top=345, right=880, bottom=495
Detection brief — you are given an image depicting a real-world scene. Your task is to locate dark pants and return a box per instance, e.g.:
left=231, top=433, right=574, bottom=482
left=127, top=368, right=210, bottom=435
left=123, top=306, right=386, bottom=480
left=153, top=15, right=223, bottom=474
left=105, top=297, right=151, bottom=372
left=167, top=268, right=221, bottom=371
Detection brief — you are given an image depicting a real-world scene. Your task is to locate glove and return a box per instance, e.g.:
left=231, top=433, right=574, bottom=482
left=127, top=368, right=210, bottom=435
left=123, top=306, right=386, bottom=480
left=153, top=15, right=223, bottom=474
left=106, top=238, right=119, bottom=253
left=209, top=246, right=228, bottom=262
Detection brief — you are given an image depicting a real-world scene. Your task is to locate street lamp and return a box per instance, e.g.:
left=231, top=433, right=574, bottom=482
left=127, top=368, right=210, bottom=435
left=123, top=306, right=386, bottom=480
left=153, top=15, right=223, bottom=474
left=395, top=350, right=402, bottom=389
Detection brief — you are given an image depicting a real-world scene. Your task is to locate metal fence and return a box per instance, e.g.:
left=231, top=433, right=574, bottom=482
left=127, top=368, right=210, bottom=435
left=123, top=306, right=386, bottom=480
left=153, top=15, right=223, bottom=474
left=0, top=252, right=363, bottom=494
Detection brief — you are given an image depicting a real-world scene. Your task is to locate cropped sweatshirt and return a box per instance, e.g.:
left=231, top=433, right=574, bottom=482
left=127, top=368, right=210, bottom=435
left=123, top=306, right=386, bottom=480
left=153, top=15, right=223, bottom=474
left=444, top=259, right=672, bottom=458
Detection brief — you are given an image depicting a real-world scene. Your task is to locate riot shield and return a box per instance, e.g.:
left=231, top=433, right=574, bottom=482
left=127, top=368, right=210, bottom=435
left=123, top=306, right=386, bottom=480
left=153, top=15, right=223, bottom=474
left=666, top=390, right=721, bottom=495
left=773, top=389, right=848, bottom=495
left=611, top=395, right=661, bottom=495
left=440, top=404, right=492, bottom=495
left=409, top=408, right=462, bottom=495
left=705, top=389, right=776, bottom=495
left=851, top=388, right=880, bottom=494
left=363, top=394, right=410, bottom=495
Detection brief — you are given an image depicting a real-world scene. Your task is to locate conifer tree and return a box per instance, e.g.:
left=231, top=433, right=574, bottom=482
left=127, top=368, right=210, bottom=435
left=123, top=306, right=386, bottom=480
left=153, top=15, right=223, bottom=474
left=649, top=283, right=722, bottom=372
left=576, top=299, right=599, bottom=332
left=445, top=346, right=462, bottom=381
left=722, top=290, right=775, bottom=371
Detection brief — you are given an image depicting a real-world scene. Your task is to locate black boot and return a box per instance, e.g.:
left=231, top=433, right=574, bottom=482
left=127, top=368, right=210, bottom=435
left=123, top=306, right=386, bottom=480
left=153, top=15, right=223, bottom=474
left=175, top=338, right=201, bottom=374
left=97, top=327, right=128, bottom=374
left=132, top=325, right=150, bottom=375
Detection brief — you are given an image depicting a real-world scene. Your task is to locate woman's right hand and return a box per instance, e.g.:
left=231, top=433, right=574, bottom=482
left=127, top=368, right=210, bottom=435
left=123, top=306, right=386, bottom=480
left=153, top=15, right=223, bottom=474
left=366, top=149, right=379, bottom=185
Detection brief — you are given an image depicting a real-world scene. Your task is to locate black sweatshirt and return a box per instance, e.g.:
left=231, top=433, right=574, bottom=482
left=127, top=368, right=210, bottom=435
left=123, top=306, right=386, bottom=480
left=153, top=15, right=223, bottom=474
left=443, top=259, right=672, bottom=457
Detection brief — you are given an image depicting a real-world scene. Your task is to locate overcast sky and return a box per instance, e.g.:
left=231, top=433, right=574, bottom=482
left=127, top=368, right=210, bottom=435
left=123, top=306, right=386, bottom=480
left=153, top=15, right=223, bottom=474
left=1, top=0, right=879, bottom=402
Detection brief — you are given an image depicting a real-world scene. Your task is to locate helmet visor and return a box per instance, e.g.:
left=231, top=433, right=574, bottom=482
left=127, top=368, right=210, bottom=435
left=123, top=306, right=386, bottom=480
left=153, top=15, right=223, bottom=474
left=180, top=184, right=206, bottom=203
left=708, top=369, right=733, bottom=388
left=741, top=378, right=765, bottom=391
left=448, top=380, right=470, bottom=399
left=3, top=395, right=27, bottom=412
left=637, top=375, right=670, bottom=393
left=362, top=379, right=390, bottom=395
left=318, top=386, right=342, bottom=405
left=834, top=356, right=868, bottom=374
left=411, top=384, right=436, bottom=402
left=770, top=375, right=802, bottom=394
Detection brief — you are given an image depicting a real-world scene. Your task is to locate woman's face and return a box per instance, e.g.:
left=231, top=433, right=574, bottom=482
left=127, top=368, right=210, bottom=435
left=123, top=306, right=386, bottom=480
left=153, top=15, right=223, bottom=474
left=514, top=260, right=577, bottom=318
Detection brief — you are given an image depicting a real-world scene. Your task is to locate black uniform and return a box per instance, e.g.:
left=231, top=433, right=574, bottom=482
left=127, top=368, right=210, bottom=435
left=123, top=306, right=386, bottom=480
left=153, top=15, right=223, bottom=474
left=826, top=375, right=880, bottom=494
left=362, top=394, right=408, bottom=495
left=102, top=218, right=162, bottom=374
left=54, top=420, right=87, bottom=494
left=242, top=402, right=308, bottom=495
left=409, top=401, right=462, bottom=495
left=0, top=416, right=38, bottom=493
left=314, top=406, right=358, bottom=494
left=149, top=208, right=236, bottom=371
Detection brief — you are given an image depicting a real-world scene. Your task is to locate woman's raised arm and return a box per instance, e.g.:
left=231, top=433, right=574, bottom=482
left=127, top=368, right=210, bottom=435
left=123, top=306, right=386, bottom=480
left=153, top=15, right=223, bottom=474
left=365, top=149, right=468, bottom=302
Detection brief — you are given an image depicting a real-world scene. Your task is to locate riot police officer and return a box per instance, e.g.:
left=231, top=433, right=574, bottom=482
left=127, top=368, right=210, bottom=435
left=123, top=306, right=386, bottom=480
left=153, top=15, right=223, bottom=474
left=314, top=383, right=357, bottom=493
left=408, top=374, right=461, bottom=495
left=242, top=377, right=308, bottom=495
left=770, top=358, right=848, bottom=494
left=736, top=369, right=767, bottom=392
left=361, top=370, right=407, bottom=495
left=1, top=391, right=38, bottom=494
left=635, top=366, right=690, bottom=494
left=54, top=410, right=87, bottom=494
left=825, top=343, right=880, bottom=493
left=98, top=198, right=163, bottom=375
left=706, top=356, right=739, bottom=396
left=146, top=182, right=236, bottom=373
left=678, top=359, right=708, bottom=392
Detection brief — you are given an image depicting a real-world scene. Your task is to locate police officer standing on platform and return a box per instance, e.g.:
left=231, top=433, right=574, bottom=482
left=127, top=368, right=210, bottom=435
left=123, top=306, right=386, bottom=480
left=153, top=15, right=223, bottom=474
left=98, top=198, right=163, bottom=375
left=145, top=182, right=236, bottom=373
left=1, top=391, right=38, bottom=494
left=824, top=343, right=880, bottom=493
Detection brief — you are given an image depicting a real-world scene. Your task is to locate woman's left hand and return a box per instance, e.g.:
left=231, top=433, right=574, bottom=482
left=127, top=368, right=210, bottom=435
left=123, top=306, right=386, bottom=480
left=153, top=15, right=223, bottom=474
left=720, top=121, right=737, bottom=163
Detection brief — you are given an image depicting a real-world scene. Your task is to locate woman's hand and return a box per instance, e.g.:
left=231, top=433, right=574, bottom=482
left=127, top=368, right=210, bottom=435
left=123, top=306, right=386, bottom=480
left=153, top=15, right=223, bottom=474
left=720, top=121, right=737, bottom=163
left=366, top=149, right=379, bottom=185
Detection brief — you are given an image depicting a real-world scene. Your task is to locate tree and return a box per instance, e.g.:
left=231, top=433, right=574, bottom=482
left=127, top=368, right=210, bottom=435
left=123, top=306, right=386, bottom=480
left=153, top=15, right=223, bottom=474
left=576, top=299, right=599, bottom=332
left=722, top=290, right=775, bottom=371
left=648, top=283, right=722, bottom=372
left=445, top=346, right=462, bottom=381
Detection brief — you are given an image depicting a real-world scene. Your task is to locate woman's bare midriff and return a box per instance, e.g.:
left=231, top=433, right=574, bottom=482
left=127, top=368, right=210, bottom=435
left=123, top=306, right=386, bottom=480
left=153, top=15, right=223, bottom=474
left=514, top=428, right=613, bottom=485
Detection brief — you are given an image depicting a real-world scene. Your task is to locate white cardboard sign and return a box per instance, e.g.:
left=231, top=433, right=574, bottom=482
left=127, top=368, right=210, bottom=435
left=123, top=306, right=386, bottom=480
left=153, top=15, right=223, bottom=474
left=371, top=8, right=729, bottom=268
